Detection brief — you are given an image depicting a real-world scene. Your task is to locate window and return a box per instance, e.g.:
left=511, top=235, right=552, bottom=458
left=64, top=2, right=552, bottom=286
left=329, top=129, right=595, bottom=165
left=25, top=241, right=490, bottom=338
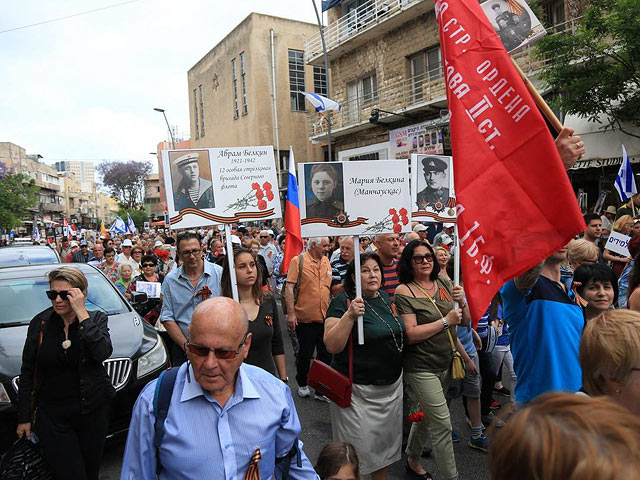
left=542, top=0, right=565, bottom=31
left=232, top=58, right=239, bottom=119
left=409, top=47, right=442, bottom=102
left=361, top=73, right=377, bottom=103
left=288, top=50, right=306, bottom=111
left=193, top=88, right=199, bottom=139
left=313, top=66, right=328, bottom=96
left=198, top=84, right=205, bottom=137
left=240, top=52, right=248, bottom=115
left=346, top=73, right=377, bottom=124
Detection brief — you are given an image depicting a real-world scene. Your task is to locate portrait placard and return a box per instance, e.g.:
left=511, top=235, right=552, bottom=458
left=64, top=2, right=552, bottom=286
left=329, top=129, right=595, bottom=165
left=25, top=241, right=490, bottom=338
left=299, top=160, right=412, bottom=237
left=135, top=281, right=162, bottom=299
left=411, top=154, right=456, bottom=222
left=481, top=0, right=546, bottom=53
left=162, top=146, right=282, bottom=229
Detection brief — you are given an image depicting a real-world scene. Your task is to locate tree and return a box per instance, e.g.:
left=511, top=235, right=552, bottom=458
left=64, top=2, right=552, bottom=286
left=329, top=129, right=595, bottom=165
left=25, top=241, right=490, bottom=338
left=97, top=160, right=153, bottom=210
left=0, top=169, right=39, bottom=230
left=117, top=208, right=148, bottom=230
left=536, top=0, right=640, bottom=138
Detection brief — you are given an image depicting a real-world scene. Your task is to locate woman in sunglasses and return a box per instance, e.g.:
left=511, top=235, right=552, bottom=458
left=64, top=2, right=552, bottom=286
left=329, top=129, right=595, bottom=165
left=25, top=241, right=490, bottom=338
left=16, top=267, right=115, bottom=480
left=128, top=254, right=165, bottom=321
left=221, top=247, right=287, bottom=381
left=394, top=240, right=470, bottom=480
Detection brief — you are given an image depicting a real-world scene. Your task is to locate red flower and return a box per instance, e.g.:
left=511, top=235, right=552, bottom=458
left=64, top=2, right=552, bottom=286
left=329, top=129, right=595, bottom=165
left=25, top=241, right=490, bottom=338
left=255, top=189, right=264, bottom=200
left=399, top=207, right=408, bottom=216
left=257, top=199, right=267, bottom=210
left=251, top=182, right=260, bottom=190
left=263, top=181, right=272, bottom=191
left=392, top=214, right=400, bottom=224
left=389, top=208, right=397, bottom=215
left=266, top=190, right=274, bottom=201
left=401, top=215, right=409, bottom=225
left=393, top=223, right=402, bottom=234
left=407, top=411, right=425, bottom=423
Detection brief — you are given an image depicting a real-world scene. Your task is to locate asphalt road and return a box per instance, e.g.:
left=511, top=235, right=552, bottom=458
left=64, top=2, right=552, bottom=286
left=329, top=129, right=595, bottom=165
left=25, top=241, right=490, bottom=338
left=100, top=304, right=495, bottom=480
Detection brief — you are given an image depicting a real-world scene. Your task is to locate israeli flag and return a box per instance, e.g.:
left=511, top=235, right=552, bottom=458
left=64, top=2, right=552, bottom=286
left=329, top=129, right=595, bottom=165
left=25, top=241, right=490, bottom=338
left=303, top=92, right=342, bottom=113
left=110, top=216, right=127, bottom=234
left=126, top=213, right=137, bottom=233
left=614, top=145, right=637, bottom=202
left=33, top=226, right=40, bottom=242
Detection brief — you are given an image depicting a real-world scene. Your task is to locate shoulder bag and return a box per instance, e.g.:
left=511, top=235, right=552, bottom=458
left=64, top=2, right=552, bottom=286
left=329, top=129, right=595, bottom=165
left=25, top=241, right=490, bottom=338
left=281, top=254, right=304, bottom=315
left=307, top=300, right=353, bottom=408
left=412, top=282, right=466, bottom=381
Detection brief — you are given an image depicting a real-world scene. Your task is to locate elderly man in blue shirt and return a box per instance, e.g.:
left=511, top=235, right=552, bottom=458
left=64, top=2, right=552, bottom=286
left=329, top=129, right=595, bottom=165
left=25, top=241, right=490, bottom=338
left=160, top=231, right=223, bottom=365
left=121, top=297, right=318, bottom=480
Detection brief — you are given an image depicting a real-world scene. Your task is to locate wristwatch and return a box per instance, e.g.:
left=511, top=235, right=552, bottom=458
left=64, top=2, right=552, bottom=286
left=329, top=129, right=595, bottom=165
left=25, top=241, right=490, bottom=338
left=282, top=377, right=289, bottom=384
left=442, top=318, right=449, bottom=331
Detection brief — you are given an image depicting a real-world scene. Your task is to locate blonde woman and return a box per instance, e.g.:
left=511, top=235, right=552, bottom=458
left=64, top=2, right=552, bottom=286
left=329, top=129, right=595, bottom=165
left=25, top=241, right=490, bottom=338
left=567, top=239, right=599, bottom=271
left=434, top=246, right=451, bottom=281
left=603, top=215, right=634, bottom=277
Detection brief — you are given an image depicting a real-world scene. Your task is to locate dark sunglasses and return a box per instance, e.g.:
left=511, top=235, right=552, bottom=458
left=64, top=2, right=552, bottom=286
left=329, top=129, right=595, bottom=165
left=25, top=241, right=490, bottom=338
left=180, top=249, right=201, bottom=257
left=46, top=290, right=70, bottom=300
left=412, top=254, right=434, bottom=264
left=185, top=334, right=248, bottom=360
left=141, top=263, right=156, bottom=268
left=259, top=235, right=269, bottom=238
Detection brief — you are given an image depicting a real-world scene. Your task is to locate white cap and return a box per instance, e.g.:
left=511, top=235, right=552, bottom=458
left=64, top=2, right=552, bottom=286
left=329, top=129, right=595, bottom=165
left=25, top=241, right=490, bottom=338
left=413, top=224, right=428, bottom=232
left=154, top=240, right=163, bottom=247
left=443, top=223, right=455, bottom=228
left=440, top=233, right=454, bottom=245
left=122, top=239, right=133, bottom=247
left=231, top=235, right=241, bottom=245
left=267, top=229, right=275, bottom=236
left=173, top=152, right=199, bottom=169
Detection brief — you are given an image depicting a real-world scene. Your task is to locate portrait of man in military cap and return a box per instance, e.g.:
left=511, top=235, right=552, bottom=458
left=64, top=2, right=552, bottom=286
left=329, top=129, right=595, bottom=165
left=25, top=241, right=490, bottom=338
left=416, top=156, right=450, bottom=209
left=170, top=151, right=215, bottom=211
left=304, top=163, right=344, bottom=221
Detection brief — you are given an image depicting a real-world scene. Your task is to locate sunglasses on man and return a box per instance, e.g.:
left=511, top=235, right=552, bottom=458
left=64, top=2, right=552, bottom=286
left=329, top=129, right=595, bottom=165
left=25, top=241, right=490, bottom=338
left=185, top=334, right=248, bottom=360
left=46, top=290, right=70, bottom=301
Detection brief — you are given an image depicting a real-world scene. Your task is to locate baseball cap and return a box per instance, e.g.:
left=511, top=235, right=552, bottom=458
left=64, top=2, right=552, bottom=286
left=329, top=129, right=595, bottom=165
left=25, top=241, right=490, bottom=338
left=413, top=224, right=428, bottom=233
left=267, top=229, right=274, bottom=236
left=231, top=235, right=241, bottom=245
left=79, top=240, right=88, bottom=247
left=154, top=240, right=163, bottom=247
left=443, top=223, right=455, bottom=229
left=440, top=233, right=454, bottom=245
left=122, top=239, right=133, bottom=247
left=70, top=241, right=78, bottom=248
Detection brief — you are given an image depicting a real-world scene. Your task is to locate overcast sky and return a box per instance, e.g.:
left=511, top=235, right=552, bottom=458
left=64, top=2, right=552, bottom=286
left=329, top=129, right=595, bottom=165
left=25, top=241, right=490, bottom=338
left=1, top=0, right=319, bottom=169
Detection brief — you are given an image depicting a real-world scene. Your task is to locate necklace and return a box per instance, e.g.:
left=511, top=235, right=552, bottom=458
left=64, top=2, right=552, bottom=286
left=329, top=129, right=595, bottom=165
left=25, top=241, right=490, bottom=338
left=62, top=323, right=72, bottom=351
left=364, top=295, right=404, bottom=353
left=413, top=280, right=436, bottom=296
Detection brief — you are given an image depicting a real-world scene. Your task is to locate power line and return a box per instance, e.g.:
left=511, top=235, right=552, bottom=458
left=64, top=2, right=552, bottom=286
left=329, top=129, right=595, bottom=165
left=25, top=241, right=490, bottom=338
left=0, top=0, right=145, bottom=35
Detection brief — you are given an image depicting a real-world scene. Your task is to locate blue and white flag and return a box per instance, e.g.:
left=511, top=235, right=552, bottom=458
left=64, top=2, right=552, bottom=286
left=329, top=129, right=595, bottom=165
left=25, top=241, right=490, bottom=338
left=126, top=213, right=137, bottom=233
left=33, top=226, right=40, bottom=242
left=303, top=92, right=342, bottom=113
left=614, top=144, right=637, bottom=202
left=322, top=0, right=344, bottom=11
left=110, top=216, right=127, bottom=234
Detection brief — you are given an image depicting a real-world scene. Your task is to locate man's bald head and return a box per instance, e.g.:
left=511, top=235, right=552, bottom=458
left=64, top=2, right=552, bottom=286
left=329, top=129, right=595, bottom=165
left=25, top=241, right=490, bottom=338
left=191, top=297, right=248, bottom=341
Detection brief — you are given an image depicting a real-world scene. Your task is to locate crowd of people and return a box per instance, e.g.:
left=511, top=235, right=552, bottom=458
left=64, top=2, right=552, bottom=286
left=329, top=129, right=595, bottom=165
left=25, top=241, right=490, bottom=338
left=12, top=148, right=640, bottom=478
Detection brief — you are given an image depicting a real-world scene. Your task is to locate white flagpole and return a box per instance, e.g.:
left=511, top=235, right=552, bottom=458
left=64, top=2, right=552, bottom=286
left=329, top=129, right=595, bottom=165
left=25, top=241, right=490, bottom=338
left=353, top=235, right=364, bottom=345
left=453, top=223, right=460, bottom=309
left=224, top=224, right=239, bottom=301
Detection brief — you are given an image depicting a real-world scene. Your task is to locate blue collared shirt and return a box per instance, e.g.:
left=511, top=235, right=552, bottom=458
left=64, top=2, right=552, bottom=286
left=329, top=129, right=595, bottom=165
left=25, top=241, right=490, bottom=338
left=160, top=260, right=223, bottom=338
left=120, top=363, right=318, bottom=480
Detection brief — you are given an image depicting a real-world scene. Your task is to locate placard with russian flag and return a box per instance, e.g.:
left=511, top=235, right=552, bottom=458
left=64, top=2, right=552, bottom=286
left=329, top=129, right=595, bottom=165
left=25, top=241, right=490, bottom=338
left=298, top=160, right=412, bottom=237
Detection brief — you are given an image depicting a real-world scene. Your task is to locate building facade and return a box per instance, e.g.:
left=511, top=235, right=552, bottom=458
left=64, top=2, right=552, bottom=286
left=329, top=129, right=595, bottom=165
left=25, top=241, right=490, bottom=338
left=143, top=173, right=164, bottom=219
left=187, top=12, right=325, bottom=191
left=54, top=160, right=96, bottom=194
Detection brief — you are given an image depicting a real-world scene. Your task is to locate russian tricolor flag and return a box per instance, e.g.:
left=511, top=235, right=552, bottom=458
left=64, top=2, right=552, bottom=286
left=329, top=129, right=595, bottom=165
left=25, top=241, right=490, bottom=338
left=282, top=146, right=303, bottom=275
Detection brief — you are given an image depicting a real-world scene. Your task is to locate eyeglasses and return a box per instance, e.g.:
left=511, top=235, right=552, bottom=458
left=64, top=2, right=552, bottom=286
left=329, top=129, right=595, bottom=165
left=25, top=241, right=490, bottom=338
left=185, top=334, right=248, bottom=360
left=259, top=235, right=269, bottom=238
left=412, top=254, right=434, bottom=264
left=142, top=263, right=155, bottom=268
left=180, top=249, right=201, bottom=257
left=46, top=290, right=70, bottom=300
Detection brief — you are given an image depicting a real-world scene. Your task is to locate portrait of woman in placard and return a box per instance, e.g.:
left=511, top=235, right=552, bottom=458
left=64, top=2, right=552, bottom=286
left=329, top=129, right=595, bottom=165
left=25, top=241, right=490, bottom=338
left=305, top=163, right=345, bottom=221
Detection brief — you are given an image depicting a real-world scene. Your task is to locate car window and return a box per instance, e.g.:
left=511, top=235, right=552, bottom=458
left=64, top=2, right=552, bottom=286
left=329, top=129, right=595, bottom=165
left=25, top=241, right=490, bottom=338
left=0, top=272, right=129, bottom=325
left=0, top=248, right=59, bottom=267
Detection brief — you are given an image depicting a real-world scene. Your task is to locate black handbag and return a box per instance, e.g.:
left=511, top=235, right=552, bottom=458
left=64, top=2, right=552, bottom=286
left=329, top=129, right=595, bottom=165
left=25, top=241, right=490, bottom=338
left=0, top=438, right=53, bottom=480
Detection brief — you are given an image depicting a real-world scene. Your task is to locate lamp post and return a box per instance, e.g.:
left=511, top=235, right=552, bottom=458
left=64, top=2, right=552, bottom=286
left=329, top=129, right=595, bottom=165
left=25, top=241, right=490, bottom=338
left=311, top=0, right=333, bottom=162
left=153, top=107, right=175, bottom=149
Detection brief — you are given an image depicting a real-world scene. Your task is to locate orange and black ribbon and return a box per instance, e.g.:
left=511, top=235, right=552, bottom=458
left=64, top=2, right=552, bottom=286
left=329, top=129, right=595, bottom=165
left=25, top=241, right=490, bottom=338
left=244, top=447, right=262, bottom=480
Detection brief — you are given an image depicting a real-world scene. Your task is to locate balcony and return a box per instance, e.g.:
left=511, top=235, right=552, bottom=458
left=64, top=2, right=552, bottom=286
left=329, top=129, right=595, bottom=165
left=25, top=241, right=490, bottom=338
left=305, top=0, right=433, bottom=65
left=308, top=70, right=446, bottom=142
left=41, top=202, right=65, bottom=213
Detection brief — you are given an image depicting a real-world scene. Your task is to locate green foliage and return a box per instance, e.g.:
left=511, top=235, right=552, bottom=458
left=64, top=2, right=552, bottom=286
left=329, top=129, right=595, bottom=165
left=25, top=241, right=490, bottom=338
left=0, top=172, right=39, bottom=230
left=536, top=0, right=640, bottom=138
left=97, top=160, right=153, bottom=210
left=117, top=208, right=148, bottom=230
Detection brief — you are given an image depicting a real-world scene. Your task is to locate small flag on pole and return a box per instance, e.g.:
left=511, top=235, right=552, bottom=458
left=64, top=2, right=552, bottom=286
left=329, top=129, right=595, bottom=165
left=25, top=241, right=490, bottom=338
left=303, top=92, right=342, bottom=113
left=614, top=145, right=637, bottom=202
left=126, top=213, right=137, bottom=233
left=110, top=216, right=127, bottom=234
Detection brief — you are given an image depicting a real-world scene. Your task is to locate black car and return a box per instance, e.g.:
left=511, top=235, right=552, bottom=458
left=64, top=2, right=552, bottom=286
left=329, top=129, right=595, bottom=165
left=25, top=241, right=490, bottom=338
left=0, top=244, right=61, bottom=267
left=0, top=263, right=169, bottom=452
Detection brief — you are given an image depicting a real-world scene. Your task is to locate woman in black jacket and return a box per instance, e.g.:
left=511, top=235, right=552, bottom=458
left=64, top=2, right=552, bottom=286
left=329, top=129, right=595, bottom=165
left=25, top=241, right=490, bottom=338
left=16, top=267, right=115, bottom=480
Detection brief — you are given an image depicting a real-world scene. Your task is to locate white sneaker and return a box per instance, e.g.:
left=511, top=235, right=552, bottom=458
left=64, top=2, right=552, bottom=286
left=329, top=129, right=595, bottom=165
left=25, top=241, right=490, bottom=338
left=314, top=394, right=330, bottom=403
left=297, top=386, right=311, bottom=398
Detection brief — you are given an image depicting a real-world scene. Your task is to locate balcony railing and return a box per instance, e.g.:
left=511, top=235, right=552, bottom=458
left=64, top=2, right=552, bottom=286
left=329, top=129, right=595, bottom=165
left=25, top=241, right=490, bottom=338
left=308, top=69, right=446, bottom=139
left=306, top=0, right=424, bottom=64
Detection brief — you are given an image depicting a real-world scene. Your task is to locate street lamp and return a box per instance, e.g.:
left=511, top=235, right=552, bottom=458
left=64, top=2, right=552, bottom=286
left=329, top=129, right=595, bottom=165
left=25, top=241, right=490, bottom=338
left=369, top=108, right=415, bottom=124
left=153, top=107, right=175, bottom=149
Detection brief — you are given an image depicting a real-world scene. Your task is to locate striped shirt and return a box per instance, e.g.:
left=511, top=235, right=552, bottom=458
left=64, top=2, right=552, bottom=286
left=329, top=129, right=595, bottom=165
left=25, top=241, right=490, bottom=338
left=381, top=259, right=400, bottom=301
left=330, top=255, right=350, bottom=286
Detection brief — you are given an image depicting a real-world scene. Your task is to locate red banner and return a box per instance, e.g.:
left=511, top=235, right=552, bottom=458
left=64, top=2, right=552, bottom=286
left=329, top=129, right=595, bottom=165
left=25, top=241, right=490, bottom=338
left=436, top=0, right=585, bottom=321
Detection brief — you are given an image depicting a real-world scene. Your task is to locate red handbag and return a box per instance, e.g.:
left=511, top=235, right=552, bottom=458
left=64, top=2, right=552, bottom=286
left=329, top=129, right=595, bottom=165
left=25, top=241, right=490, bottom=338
left=307, top=333, right=353, bottom=408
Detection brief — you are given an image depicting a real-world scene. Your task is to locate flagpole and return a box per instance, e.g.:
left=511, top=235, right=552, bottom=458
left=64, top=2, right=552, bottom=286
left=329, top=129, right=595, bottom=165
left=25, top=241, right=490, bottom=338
left=453, top=222, right=460, bottom=310
left=224, top=224, right=239, bottom=301
left=353, top=235, right=364, bottom=344
left=312, top=0, right=333, bottom=162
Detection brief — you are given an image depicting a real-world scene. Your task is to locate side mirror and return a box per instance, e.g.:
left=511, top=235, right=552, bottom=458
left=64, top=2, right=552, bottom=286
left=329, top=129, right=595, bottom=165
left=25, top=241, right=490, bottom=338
left=130, top=291, right=148, bottom=305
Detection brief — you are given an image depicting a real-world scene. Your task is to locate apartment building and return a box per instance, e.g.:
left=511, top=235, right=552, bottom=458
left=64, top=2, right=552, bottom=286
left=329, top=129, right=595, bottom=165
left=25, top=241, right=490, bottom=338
left=97, top=192, right=120, bottom=225
left=54, top=160, right=96, bottom=193
left=187, top=12, right=325, bottom=190
left=143, top=173, right=164, bottom=218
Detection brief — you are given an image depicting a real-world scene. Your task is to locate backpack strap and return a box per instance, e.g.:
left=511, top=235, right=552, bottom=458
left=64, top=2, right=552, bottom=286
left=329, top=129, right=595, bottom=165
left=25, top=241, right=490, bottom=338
left=275, top=437, right=302, bottom=480
left=293, top=253, right=304, bottom=305
left=152, top=367, right=180, bottom=474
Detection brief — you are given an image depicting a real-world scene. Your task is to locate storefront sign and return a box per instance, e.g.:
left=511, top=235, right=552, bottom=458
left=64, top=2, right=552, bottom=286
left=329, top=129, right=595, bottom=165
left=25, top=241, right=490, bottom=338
left=605, top=231, right=631, bottom=257
left=570, top=156, right=639, bottom=170
left=389, top=121, right=444, bottom=159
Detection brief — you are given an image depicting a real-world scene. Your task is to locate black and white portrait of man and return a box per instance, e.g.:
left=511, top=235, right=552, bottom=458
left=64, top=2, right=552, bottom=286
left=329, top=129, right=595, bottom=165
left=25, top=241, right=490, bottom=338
left=171, top=151, right=215, bottom=211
